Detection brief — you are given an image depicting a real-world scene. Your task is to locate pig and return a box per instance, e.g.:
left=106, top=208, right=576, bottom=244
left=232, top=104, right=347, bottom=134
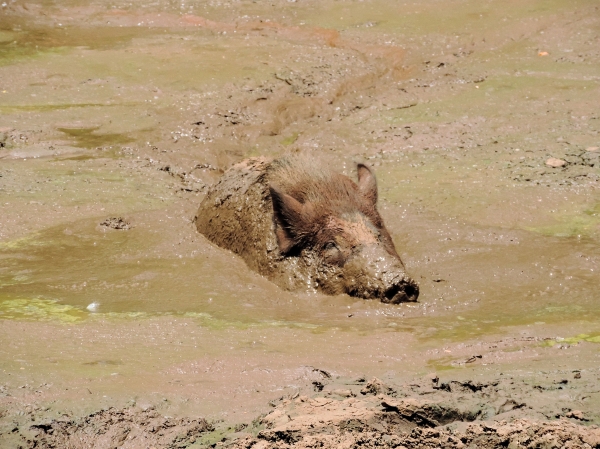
left=194, top=155, right=419, bottom=303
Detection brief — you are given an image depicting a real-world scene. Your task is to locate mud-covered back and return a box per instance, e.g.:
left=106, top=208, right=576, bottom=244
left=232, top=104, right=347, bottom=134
left=195, top=158, right=277, bottom=274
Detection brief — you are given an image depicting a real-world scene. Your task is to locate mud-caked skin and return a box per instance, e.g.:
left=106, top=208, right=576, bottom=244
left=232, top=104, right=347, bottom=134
left=195, top=156, right=419, bottom=303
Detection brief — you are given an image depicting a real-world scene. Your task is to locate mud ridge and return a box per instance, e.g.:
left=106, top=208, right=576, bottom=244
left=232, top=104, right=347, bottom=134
left=222, top=373, right=600, bottom=449
left=4, top=371, right=600, bottom=448
left=231, top=421, right=600, bottom=449
left=13, top=406, right=213, bottom=449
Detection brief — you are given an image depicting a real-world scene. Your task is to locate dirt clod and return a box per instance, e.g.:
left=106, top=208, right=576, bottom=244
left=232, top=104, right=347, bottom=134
left=360, top=378, right=394, bottom=396
left=100, top=217, right=132, bottom=230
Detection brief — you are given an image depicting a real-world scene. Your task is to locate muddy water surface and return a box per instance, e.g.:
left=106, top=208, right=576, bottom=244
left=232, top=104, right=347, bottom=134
left=1, top=0, right=600, bottom=435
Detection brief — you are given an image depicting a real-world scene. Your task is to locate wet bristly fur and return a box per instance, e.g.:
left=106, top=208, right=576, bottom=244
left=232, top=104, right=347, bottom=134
left=267, top=155, right=398, bottom=258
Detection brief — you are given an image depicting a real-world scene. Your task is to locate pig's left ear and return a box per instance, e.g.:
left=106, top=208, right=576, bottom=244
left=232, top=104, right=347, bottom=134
left=357, top=163, right=378, bottom=205
left=269, top=185, right=313, bottom=254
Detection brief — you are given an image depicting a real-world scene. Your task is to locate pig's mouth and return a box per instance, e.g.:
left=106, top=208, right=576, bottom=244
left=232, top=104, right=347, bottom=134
left=382, top=282, right=419, bottom=304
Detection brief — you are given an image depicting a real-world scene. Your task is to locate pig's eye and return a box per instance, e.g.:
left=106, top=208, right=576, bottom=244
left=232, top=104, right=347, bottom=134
left=323, top=242, right=338, bottom=252
left=322, top=242, right=344, bottom=266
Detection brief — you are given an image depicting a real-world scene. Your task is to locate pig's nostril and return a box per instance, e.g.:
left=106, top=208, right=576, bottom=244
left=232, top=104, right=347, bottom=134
left=384, top=286, right=401, bottom=303
left=403, top=282, right=419, bottom=302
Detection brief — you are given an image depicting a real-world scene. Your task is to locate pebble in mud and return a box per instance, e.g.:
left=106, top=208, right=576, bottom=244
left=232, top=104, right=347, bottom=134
left=99, top=217, right=132, bottom=230
left=86, top=302, right=100, bottom=312
left=545, top=158, right=567, bottom=168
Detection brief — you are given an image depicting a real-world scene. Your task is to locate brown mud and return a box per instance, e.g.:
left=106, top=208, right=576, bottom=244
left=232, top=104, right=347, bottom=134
left=227, top=372, right=600, bottom=449
left=1, top=0, right=599, bottom=447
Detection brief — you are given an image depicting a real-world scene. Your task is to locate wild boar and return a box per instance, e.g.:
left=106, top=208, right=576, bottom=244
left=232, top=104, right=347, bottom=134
left=194, top=156, right=419, bottom=303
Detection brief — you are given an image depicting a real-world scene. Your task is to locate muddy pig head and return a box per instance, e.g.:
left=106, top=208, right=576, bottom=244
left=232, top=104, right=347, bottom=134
left=269, top=163, right=419, bottom=303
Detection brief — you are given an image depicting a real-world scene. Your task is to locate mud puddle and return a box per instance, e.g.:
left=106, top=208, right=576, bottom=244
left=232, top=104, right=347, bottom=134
left=1, top=189, right=598, bottom=337
left=1, top=0, right=600, bottom=447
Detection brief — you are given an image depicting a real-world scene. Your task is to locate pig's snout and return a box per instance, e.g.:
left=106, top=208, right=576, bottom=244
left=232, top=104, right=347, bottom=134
left=377, top=264, right=419, bottom=303
left=344, top=245, right=419, bottom=303
left=382, top=277, right=419, bottom=304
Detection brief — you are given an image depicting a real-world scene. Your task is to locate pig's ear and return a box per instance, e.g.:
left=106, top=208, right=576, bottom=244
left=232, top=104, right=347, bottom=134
left=357, top=163, right=378, bottom=205
left=269, top=185, right=311, bottom=254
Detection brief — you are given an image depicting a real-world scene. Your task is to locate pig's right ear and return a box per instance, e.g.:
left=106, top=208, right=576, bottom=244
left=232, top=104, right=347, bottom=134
left=269, top=185, right=309, bottom=254
left=357, top=163, right=378, bottom=205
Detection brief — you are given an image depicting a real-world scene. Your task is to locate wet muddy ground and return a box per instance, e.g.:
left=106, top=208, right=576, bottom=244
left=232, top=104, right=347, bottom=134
left=1, top=0, right=599, bottom=447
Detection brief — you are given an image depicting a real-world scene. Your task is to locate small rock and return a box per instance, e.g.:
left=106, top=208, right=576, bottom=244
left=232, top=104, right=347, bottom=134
left=585, top=146, right=599, bottom=152
left=566, top=410, right=585, bottom=420
left=546, top=158, right=566, bottom=168
left=86, top=302, right=100, bottom=312
left=261, top=409, right=290, bottom=427
left=574, top=372, right=581, bottom=379
left=100, top=217, right=132, bottom=230
left=465, top=355, right=483, bottom=364
left=330, top=389, right=354, bottom=398
left=360, top=377, right=393, bottom=396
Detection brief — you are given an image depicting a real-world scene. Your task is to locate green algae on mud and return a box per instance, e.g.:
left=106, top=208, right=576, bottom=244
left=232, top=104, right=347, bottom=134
left=56, top=127, right=134, bottom=148
left=292, top=0, right=581, bottom=33
left=0, top=103, right=136, bottom=114
left=412, top=306, right=600, bottom=344
left=0, top=297, right=86, bottom=322
left=0, top=220, right=329, bottom=329
left=1, top=213, right=598, bottom=345
left=526, top=202, right=600, bottom=239
left=0, top=23, right=166, bottom=66
left=378, top=155, right=599, bottom=236
left=544, top=333, right=600, bottom=346
left=0, top=233, right=46, bottom=250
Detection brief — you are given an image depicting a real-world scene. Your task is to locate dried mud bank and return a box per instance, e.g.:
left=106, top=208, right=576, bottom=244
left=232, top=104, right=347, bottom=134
left=228, top=373, right=600, bottom=449
left=233, top=420, right=600, bottom=449
left=8, top=371, right=600, bottom=448
left=6, top=406, right=213, bottom=449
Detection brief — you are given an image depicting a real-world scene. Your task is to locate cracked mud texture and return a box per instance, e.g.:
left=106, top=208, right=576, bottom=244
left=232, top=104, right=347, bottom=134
left=1, top=0, right=599, bottom=447
left=8, top=406, right=213, bottom=449
left=5, top=371, right=600, bottom=448
left=225, top=374, right=600, bottom=449
left=11, top=369, right=600, bottom=449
